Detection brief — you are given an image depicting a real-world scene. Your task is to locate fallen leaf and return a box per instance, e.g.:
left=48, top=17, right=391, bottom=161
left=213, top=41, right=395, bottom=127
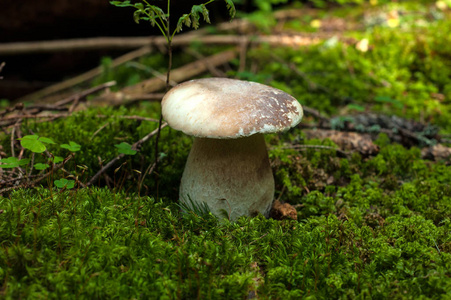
left=270, top=200, right=297, bottom=220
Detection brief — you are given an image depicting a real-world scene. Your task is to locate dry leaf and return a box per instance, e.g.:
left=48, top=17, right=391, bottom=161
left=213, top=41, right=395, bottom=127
left=270, top=200, right=298, bottom=220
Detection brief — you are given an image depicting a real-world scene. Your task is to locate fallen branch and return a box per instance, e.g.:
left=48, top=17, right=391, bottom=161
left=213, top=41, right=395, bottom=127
left=1, top=33, right=324, bottom=56
left=93, top=49, right=238, bottom=106
left=17, top=45, right=147, bottom=102
left=95, top=115, right=160, bottom=123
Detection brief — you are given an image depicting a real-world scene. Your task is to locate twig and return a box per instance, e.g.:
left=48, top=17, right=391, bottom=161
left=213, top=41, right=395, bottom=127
left=1, top=113, right=69, bottom=122
left=95, top=115, right=160, bottom=123
left=126, top=62, right=178, bottom=86
left=137, top=157, right=160, bottom=196
left=86, top=123, right=167, bottom=186
left=0, top=103, right=24, bottom=118
left=0, top=62, right=4, bottom=79
left=238, top=39, right=249, bottom=73
left=249, top=233, right=269, bottom=245
left=302, top=106, right=329, bottom=122
left=274, top=144, right=350, bottom=157
left=0, top=154, right=74, bottom=194
left=89, top=115, right=160, bottom=140
left=10, top=124, right=17, bottom=158
left=1, top=81, right=117, bottom=130
left=184, top=48, right=227, bottom=77
left=90, top=122, right=110, bottom=140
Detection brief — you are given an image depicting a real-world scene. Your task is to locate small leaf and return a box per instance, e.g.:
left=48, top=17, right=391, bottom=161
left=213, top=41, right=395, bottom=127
left=39, top=137, right=55, bottom=144
left=54, top=178, right=75, bottom=189
left=177, top=14, right=191, bottom=32
left=190, top=5, right=202, bottom=29
left=374, top=96, right=404, bottom=109
left=34, top=163, right=49, bottom=170
left=19, top=135, right=46, bottom=153
left=134, top=3, right=144, bottom=10
left=347, top=104, right=365, bottom=112
left=115, top=142, right=137, bottom=155
left=133, top=10, right=142, bottom=24
left=0, top=157, right=30, bottom=168
left=51, top=156, right=64, bottom=164
left=148, top=10, right=156, bottom=27
left=201, top=4, right=211, bottom=24
left=224, top=0, right=236, bottom=18
left=150, top=5, right=166, bottom=21
left=110, top=1, right=133, bottom=7
left=61, top=141, right=81, bottom=152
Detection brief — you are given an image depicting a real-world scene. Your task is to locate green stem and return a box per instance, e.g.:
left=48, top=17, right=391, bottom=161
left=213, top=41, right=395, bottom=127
left=142, top=0, right=169, bottom=42
left=153, top=0, right=172, bottom=199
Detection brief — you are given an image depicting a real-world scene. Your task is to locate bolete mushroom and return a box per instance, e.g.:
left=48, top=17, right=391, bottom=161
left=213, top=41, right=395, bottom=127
left=162, top=78, right=303, bottom=221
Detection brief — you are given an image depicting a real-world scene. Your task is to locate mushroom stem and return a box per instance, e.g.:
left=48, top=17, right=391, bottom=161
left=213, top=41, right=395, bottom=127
left=180, top=133, right=275, bottom=221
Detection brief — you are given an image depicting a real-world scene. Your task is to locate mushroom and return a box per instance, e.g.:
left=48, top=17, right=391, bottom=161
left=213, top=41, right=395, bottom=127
left=162, top=78, right=303, bottom=221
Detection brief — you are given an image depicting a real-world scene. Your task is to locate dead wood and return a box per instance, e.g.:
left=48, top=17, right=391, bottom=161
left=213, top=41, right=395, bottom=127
left=1, top=33, right=324, bottom=56
left=1, top=81, right=116, bottom=130
left=93, top=49, right=238, bottom=106
left=0, top=62, right=4, bottom=79
left=17, top=46, right=150, bottom=102
left=184, top=48, right=227, bottom=77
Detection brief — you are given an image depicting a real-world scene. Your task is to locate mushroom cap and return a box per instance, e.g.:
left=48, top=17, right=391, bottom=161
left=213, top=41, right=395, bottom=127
left=161, top=78, right=303, bottom=138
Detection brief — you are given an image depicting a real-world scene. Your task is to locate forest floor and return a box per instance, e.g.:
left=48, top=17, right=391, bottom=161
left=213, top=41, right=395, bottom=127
left=1, top=1, right=451, bottom=298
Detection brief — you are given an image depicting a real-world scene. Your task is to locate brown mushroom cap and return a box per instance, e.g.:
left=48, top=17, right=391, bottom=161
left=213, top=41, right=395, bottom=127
left=162, top=78, right=303, bottom=138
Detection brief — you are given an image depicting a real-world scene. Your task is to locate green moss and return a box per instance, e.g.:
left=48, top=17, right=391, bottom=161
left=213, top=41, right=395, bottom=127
left=1, top=105, right=191, bottom=199
left=2, top=127, right=450, bottom=298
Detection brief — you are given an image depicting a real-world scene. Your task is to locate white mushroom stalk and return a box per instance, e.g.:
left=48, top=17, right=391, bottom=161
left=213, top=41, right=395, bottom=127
left=162, top=78, right=303, bottom=221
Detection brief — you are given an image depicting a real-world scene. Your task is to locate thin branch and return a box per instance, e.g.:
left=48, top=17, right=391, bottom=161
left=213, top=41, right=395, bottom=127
left=273, top=144, right=350, bottom=157
left=1, top=81, right=116, bottom=130
left=86, top=123, right=167, bottom=186
left=184, top=48, right=227, bottom=77
left=127, top=61, right=178, bottom=86
left=95, top=115, right=160, bottom=123
left=0, top=62, right=5, bottom=79
left=0, top=154, right=74, bottom=194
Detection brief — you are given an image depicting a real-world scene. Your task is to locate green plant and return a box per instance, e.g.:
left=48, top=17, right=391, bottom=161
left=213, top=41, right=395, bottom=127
left=0, top=135, right=82, bottom=190
left=110, top=0, right=236, bottom=191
